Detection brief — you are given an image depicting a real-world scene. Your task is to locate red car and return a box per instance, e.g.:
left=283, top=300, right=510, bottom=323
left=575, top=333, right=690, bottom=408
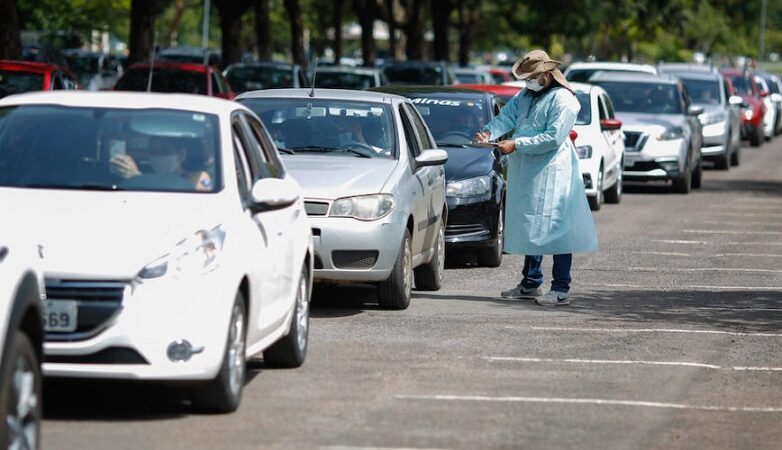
left=0, top=60, right=79, bottom=98
left=721, top=69, right=766, bottom=147
left=488, top=68, right=513, bottom=84
left=457, top=83, right=522, bottom=103
left=113, top=62, right=235, bottom=99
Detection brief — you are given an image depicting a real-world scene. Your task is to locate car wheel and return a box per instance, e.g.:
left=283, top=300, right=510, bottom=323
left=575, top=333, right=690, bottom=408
left=587, top=167, right=603, bottom=211
left=691, top=160, right=702, bottom=189
left=715, top=149, right=730, bottom=170
left=263, top=264, right=310, bottom=368
left=671, top=167, right=691, bottom=194
left=1, top=331, right=41, bottom=450
left=377, top=230, right=412, bottom=310
left=478, top=207, right=503, bottom=268
left=750, top=126, right=762, bottom=147
left=604, top=162, right=622, bottom=204
left=414, top=219, right=445, bottom=291
left=731, top=143, right=741, bottom=166
left=191, top=292, right=246, bottom=413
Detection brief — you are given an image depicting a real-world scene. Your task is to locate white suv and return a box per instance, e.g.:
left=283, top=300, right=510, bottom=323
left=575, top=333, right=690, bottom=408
left=0, top=92, right=314, bottom=413
left=0, top=242, right=45, bottom=450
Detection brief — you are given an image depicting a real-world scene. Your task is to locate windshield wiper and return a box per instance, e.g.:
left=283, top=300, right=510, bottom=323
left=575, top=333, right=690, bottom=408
left=277, top=148, right=296, bottom=155
left=21, top=183, right=123, bottom=191
left=287, top=145, right=341, bottom=153
left=437, top=141, right=470, bottom=148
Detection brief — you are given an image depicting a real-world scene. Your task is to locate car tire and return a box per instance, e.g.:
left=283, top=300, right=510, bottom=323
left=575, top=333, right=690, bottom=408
left=263, top=265, right=310, bottom=368
left=715, top=151, right=730, bottom=170
left=750, top=126, right=762, bottom=147
left=191, top=292, right=247, bottom=414
left=731, top=144, right=741, bottom=166
left=414, top=219, right=445, bottom=291
left=691, top=160, right=702, bottom=189
left=0, top=331, right=42, bottom=450
left=477, top=207, right=503, bottom=268
left=604, top=162, right=622, bottom=204
left=377, top=230, right=412, bottom=310
left=587, top=167, right=604, bottom=211
left=671, top=168, right=691, bottom=194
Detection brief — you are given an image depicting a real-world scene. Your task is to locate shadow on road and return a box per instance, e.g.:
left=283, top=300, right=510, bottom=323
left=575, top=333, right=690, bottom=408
left=698, top=179, right=782, bottom=196
left=310, top=284, right=382, bottom=317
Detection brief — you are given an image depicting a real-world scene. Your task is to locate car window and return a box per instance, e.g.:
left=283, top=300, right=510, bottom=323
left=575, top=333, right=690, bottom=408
left=51, top=72, right=65, bottom=90
left=575, top=92, right=592, bottom=125
left=0, top=71, right=44, bottom=97
left=729, top=75, right=753, bottom=96
left=115, top=68, right=207, bottom=95
left=597, top=95, right=607, bottom=121
left=232, top=137, right=252, bottom=198
left=240, top=114, right=284, bottom=179
left=404, top=103, right=435, bottom=150
left=680, top=78, right=721, bottom=105
left=316, top=71, right=376, bottom=90
left=409, top=96, right=485, bottom=146
left=225, top=66, right=294, bottom=94
left=399, top=105, right=422, bottom=159
left=384, top=65, right=445, bottom=85
left=594, top=81, right=684, bottom=114
left=603, top=95, right=616, bottom=119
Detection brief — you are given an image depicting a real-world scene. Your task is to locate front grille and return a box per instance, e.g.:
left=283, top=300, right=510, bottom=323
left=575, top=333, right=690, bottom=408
left=446, top=223, right=487, bottom=237
left=314, top=254, right=324, bottom=270
left=332, top=250, right=378, bottom=269
left=45, top=347, right=149, bottom=365
left=45, top=279, right=127, bottom=342
left=626, top=161, right=662, bottom=172
left=305, top=201, right=329, bottom=216
left=624, top=131, right=647, bottom=152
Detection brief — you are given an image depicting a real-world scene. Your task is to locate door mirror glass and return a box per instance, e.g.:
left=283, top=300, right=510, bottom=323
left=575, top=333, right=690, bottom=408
left=250, top=177, right=299, bottom=211
left=687, top=105, right=704, bottom=116
left=414, top=149, right=448, bottom=168
left=599, top=119, right=622, bottom=131
left=728, top=95, right=744, bottom=106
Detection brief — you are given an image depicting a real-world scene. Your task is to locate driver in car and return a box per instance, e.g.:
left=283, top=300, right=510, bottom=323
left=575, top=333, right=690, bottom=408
left=334, top=115, right=384, bottom=155
left=110, top=136, right=212, bottom=191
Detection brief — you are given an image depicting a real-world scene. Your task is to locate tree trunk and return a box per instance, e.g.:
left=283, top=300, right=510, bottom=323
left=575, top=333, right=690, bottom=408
left=284, top=0, right=307, bottom=67
left=403, top=0, right=425, bottom=61
left=255, top=0, right=272, bottom=61
left=332, top=0, right=344, bottom=62
left=382, top=0, right=401, bottom=61
left=0, top=0, right=22, bottom=60
left=218, top=6, right=244, bottom=66
left=455, top=0, right=480, bottom=67
left=431, top=0, right=452, bottom=61
left=165, top=0, right=186, bottom=47
left=128, top=0, right=158, bottom=65
left=353, top=0, right=377, bottom=67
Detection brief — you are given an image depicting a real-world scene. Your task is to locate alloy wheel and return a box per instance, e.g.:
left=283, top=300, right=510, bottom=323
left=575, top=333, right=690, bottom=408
left=6, top=353, right=38, bottom=450
left=295, top=272, right=310, bottom=352
left=227, top=304, right=246, bottom=398
left=435, top=223, right=445, bottom=284
left=403, top=237, right=412, bottom=299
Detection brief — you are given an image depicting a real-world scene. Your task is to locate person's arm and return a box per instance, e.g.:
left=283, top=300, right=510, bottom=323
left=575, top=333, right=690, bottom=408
left=481, top=93, right=521, bottom=140
left=513, top=91, right=579, bottom=156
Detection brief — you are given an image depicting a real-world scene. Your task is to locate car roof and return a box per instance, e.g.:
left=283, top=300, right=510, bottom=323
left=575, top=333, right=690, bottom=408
left=226, top=61, right=296, bottom=70
left=316, top=66, right=379, bottom=74
left=565, top=62, right=658, bottom=74
left=370, top=85, right=491, bottom=99
left=720, top=68, right=750, bottom=76
left=383, top=60, right=449, bottom=68
left=456, top=83, right=521, bottom=96
left=0, top=60, right=59, bottom=73
left=453, top=67, right=488, bottom=73
left=589, top=71, right=679, bottom=84
left=0, top=91, right=243, bottom=116
left=666, top=71, right=721, bottom=81
left=237, top=88, right=405, bottom=103
left=128, top=62, right=211, bottom=73
left=657, top=63, right=717, bottom=74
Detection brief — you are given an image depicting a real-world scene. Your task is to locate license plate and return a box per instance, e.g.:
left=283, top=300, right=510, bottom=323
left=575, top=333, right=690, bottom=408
left=44, top=300, right=78, bottom=332
left=624, top=159, right=636, bottom=168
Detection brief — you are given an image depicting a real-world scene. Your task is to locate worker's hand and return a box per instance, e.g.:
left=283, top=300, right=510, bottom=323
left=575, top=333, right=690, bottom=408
left=474, top=131, right=491, bottom=143
left=497, top=140, right=516, bottom=155
left=110, top=154, right=142, bottom=179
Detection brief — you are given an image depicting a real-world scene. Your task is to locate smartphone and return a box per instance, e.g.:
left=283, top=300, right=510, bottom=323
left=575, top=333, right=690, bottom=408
left=108, top=140, right=126, bottom=159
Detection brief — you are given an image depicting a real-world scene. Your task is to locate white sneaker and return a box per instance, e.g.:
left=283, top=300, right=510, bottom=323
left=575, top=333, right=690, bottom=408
left=500, top=285, right=543, bottom=299
left=535, top=290, right=570, bottom=306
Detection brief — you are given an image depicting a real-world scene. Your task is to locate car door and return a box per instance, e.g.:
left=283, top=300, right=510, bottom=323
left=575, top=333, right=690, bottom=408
left=599, top=93, right=623, bottom=183
left=398, top=104, right=431, bottom=257
left=680, top=86, right=700, bottom=171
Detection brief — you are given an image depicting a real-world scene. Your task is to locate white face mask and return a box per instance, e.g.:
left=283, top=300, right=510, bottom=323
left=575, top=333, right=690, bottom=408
left=526, top=79, right=544, bottom=92
left=148, top=154, right=180, bottom=174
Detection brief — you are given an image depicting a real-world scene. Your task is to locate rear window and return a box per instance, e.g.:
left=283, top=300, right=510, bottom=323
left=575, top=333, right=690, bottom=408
left=385, top=66, right=444, bottom=85
left=115, top=68, right=207, bottom=95
left=594, top=81, right=683, bottom=115
left=225, top=66, right=294, bottom=93
left=316, top=72, right=376, bottom=90
left=0, top=71, right=44, bottom=98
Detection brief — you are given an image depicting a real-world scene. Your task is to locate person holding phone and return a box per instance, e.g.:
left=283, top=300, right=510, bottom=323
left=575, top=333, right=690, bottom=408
left=474, top=50, right=597, bottom=306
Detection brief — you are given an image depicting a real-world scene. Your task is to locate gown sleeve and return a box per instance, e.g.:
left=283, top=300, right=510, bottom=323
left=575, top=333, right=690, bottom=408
left=481, top=93, right=521, bottom=140
left=514, top=90, right=579, bottom=156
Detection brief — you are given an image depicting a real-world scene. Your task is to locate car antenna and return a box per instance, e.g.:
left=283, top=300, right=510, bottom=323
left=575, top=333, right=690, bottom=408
left=146, top=31, right=158, bottom=93
left=309, top=57, right=319, bottom=98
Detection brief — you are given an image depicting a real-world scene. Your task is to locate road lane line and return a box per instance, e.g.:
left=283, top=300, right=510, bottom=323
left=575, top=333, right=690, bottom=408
left=630, top=252, right=782, bottom=258
left=582, top=282, right=782, bottom=291
left=396, top=395, right=782, bottom=413
left=713, top=253, right=782, bottom=258
left=630, top=251, right=692, bottom=257
left=712, top=213, right=782, bottom=218
left=513, top=327, right=782, bottom=337
left=733, top=367, right=782, bottom=372
left=627, top=267, right=782, bottom=274
left=652, top=240, right=782, bottom=245
left=324, top=447, right=453, bottom=450
left=683, top=229, right=782, bottom=235
left=484, top=357, right=782, bottom=372
left=652, top=239, right=709, bottom=244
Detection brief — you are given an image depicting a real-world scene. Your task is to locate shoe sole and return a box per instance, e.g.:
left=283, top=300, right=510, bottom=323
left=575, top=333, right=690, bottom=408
left=500, top=292, right=542, bottom=299
left=536, top=299, right=571, bottom=306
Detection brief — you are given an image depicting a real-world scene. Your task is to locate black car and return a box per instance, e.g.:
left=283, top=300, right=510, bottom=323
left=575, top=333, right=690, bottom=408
left=371, top=86, right=507, bottom=266
left=382, top=61, right=457, bottom=86
left=223, top=62, right=310, bottom=94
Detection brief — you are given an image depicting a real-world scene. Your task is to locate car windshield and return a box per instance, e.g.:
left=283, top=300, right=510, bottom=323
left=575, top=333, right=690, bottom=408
left=316, top=71, right=376, bottom=89
left=240, top=98, right=396, bottom=158
left=64, top=55, right=100, bottom=75
left=595, top=82, right=683, bottom=114
left=566, top=69, right=597, bottom=82
left=575, top=92, right=591, bottom=125
left=0, top=71, right=44, bottom=98
left=455, top=72, right=483, bottom=84
left=681, top=78, right=721, bottom=105
left=0, top=105, right=221, bottom=193
left=385, top=66, right=444, bottom=85
left=115, top=68, right=207, bottom=94
left=765, top=77, right=780, bottom=94
left=225, top=66, right=293, bottom=93
left=729, top=75, right=753, bottom=96
left=409, top=96, right=486, bottom=146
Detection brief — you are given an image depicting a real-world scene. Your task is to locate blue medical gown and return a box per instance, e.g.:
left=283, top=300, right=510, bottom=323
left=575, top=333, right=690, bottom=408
left=482, top=87, right=598, bottom=255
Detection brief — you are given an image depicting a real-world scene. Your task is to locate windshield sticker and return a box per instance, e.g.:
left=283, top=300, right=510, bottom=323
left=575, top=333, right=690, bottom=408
left=193, top=113, right=205, bottom=122
left=411, top=97, right=462, bottom=107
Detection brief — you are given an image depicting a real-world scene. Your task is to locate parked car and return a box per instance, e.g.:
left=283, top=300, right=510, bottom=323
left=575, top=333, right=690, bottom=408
left=564, top=62, right=658, bottom=82
left=62, top=49, right=122, bottom=91
left=488, top=68, right=513, bottom=84
left=658, top=65, right=742, bottom=169
left=0, top=242, right=44, bottom=450
left=758, top=72, right=782, bottom=135
left=312, top=66, right=387, bottom=90
left=157, top=47, right=221, bottom=66
left=454, top=67, right=496, bottom=84
left=383, top=61, right=457, bottom=86
left=570, top=82, right=624, bottom=210
left=223, top=62, right=310, bottom=94
left=456, top=83, right=521, bottom=103
left=114, top=62, right=235, bottom=99
left=721, top=69, right=766, bottom=147
left=0, top=60, right=79, bottom=98
left=590, top=72, right=703, bottom=194
left=754, top=75, right=777, bottom=141
left=371, top=86, right=507, bottom=266
left=0, top=92, right=313, bottom=413
left=238, top=89, right=448, bottom=309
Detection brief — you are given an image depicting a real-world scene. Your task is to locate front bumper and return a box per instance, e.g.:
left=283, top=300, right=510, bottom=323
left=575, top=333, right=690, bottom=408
left=444, top=196, right=501, bottom=248
left=701, top=121, right=729, bottom=157
left=623, top=137, right=686, bottom=181
left=43, top=272, right=235, bottom=381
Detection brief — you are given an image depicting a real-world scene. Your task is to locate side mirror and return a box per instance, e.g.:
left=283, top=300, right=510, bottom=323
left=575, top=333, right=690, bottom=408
left=760, top=90, right=769, bottom=98
left=728, top=95, right=744, bottom=107
left=415, top=149, right=448, bottom=168
left=249, top=178, right=299, bottom=212
left=687, top=105, right=704, bottom=116
left=599, top=119, right=622, bottom=131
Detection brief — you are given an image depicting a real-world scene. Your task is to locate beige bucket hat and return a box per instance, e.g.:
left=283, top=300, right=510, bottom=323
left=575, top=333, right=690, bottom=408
left=512, top=49, right=574, bottom=93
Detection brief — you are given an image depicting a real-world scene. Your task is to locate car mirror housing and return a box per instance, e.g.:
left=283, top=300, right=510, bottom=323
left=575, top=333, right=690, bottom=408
left=687, top=105, right=705, bottom=116
left=728, top=95, right=744, bottom=107
left=250, top=178, right=299, bottom=212
left=415, top=149, right=448, bottom=168
left=771, top=93, right=782, bottom=103
left=599, top=119, right=622, bottom=131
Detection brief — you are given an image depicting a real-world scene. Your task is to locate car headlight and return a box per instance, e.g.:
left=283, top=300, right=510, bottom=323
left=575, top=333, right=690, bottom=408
left=446, top=175, right=492, bottom=198
left=699, top=112, right=727, bottom=126
left=330, top=194, right=395, bottom=221
left=138, top=225, right=226, bottom=279
left=744, top=109, right=754, bottom=120
left=575, top=145, right=593, bottom=159
left=657, top=127, right=684, bottom=141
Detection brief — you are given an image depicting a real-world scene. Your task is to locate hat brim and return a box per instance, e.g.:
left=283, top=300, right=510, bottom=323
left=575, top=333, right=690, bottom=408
left=512, top=59, right=561, bottom=80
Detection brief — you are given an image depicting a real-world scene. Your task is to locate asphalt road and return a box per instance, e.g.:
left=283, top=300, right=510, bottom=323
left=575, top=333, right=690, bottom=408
left=43, top=139, right=782, bottom=450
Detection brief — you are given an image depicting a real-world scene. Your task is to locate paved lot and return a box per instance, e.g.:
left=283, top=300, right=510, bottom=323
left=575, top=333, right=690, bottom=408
left=43, top=140, right=782, bottom=450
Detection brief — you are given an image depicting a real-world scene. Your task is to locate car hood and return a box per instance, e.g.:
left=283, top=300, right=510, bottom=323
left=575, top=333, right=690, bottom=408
left=0, top=189, right=224, bottom=278
left=616, top=112, right=685, bottom=133
left=441, top=145, right=495, bottom=182
left=281, top=155, right=397, bottom=199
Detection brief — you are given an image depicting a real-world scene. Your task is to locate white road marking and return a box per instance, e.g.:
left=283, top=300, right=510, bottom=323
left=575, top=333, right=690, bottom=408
left=689, top=220, right=780, bottom=226
left=683, top=229, right=782, bottom=236
left=713, top=212, right=782, bottom=218
left=652, top=240, right=782, bottom=246
left=628, top=266, right=782, bottom=274
left=631, top=251, right=692, bottom=257
left=714, top=253, right=782, bottom=258
left=583, top=282, right=782, bottom=291
left=325, top=447, right=453, bottom=450
left=513, top=326, right=782, bottom=337
left=484, top=357, right=782, bottom=372
left=396, top=394, right=782, bottom=413
left=630, top=252, right=782, bottom=258
left=652, top=239, right=708, bottom=244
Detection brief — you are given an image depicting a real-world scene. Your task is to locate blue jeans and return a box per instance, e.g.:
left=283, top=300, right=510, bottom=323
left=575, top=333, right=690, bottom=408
left=520, top=254, right=572, bottom=293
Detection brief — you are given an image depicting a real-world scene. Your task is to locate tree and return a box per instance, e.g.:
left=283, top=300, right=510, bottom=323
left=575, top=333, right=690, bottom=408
left=0, top=0, right=22, bottom=60
left=129, top=0, right=171, bottom=64
left=455, top=0, right=480, bottom=66
left=353, top=0, right=378, bottom=66
left=331, top=0, right=345, bottom=62
left=255, top=0, right=272, bottom=60
left=431, top=0, right=452, bottom=61
left=284, top=0, right=307, bottom=66
left=401, top=0, right=425, bottom=60
left=214, top=0, right=254, bottom=67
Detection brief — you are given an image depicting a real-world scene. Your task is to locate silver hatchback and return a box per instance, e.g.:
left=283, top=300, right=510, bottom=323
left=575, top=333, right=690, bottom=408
left=238, top=89, right=448, bottom=309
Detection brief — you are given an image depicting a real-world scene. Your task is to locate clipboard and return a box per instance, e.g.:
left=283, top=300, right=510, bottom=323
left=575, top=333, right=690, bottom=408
left=471, top=141, right=500, bottom=148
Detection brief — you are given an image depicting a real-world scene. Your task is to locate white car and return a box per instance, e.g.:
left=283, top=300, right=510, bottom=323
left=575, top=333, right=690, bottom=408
left=755, top=75, right=777, bottom=141
left=571, top=82, right=625, bottom=210
left=0, top=242, right=45, bottom=450
left=0, top=91, right=314, bottom=413
left=564, top=62, right=658, bottom=83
